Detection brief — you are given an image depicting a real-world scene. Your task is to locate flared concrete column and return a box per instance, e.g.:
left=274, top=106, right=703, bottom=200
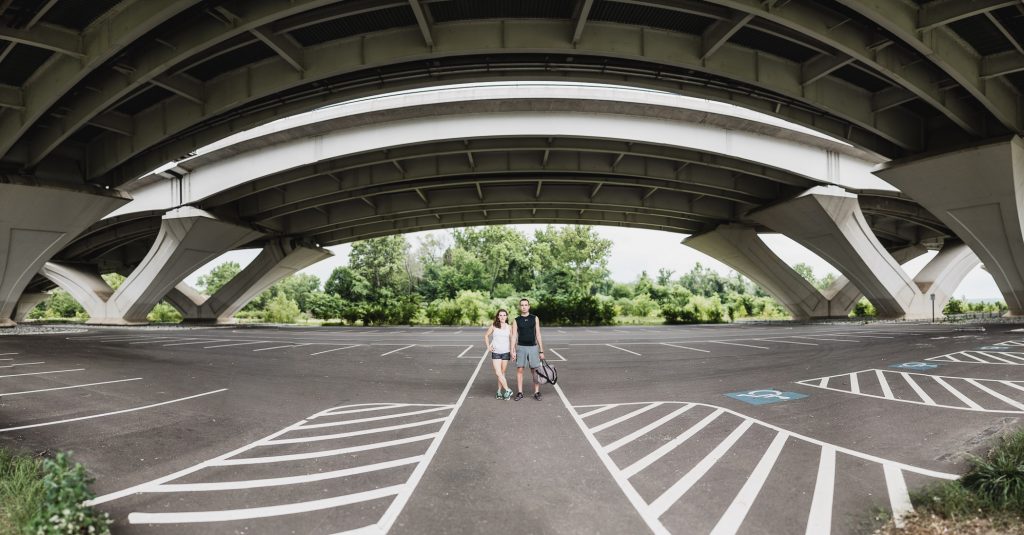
left=0, top=182, right=130, bottom=326
left=823, top=245, right=930, bottom=316
left=875, top=137, right=1024, bottom=315
left=41, top=208, right=262, bottom=325
left=167, top=239, right=332, bottom=323
left=747, top=187, right=930, bottom=319
left=913, top=241, right=980, bottom=307
left=13, top=293, right=49, bottom=322
left=684, top=224, right=833, bottom=320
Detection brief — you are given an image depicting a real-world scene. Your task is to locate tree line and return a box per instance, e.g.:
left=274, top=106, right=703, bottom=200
left=26, top=225, right=1005, bottom=325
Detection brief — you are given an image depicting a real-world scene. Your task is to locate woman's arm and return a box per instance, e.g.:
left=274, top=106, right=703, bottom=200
left=484, top=324, right=494, bottom=351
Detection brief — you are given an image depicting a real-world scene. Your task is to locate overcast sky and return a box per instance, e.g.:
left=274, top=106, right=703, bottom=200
left=185, top=224, right=1002, bottom=300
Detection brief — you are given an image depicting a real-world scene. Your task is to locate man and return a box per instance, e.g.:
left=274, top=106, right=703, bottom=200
left=510, top=298, right=545, bottom=401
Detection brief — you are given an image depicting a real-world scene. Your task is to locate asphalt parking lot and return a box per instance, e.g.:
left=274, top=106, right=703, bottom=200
left=1, top=322, right=1022, bottom=534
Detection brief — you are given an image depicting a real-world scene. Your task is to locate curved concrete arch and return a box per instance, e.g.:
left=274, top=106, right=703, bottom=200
left=111, top=91, right=892, bottom=220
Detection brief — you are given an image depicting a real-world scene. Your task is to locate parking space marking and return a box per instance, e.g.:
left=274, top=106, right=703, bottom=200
left=90, top=354, right=489, bottom=533
left=590, top=402, right=663, bottom=434
left=455, top=345, right=474, bottom=358
left=0, top=352, right=18, bottom=356
left=203, top=341, right=265, bottom=349
left=797, top=336, right=860, bottom=343
left=754, top=339, right=817, bottom=346
left=547, top=348, right=568, bottom=361
left=253, top=343, right=310, bottom=352
left=661, top=343, right=710, bottom=353
left=0, top=378, right=142, bottom=396
left=0, top=368, right=83, bottom=379
left=309, top=344, right=362, bottom=356
left=607, top=344, right=641, bottom=356
left=128, top=337, right=189, bottom=344
left=558, top=396, right=957, bottom=535
left=0, top=361, right=43, bottom=368
left=706, top=341, right=769, bottom=350
left=163, top=339, right=231, bottom=347
left=0, top=389, right=226, bottom=433
left=798, top=370, right=1024, bottom=413
left=928, top=350, right=1024, bottom=365
left=381, top=344, right=416, bottom=356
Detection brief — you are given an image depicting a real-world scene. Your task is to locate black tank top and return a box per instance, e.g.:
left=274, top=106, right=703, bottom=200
left=515, top=314, right=537, bottom=346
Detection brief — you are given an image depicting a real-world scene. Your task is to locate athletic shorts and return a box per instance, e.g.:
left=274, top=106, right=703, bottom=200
left=491, top=352, right=511, bottom=360
left=515, top=345, right=541, bottom=369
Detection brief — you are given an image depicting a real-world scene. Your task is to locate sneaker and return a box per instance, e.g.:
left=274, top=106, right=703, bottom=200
left=502, top=389, right=513, bottom=400
left=514, top=392, right=524, bottom=401
left=533, top=392, right=542, bottom=401
left=496, top=389, right=502, bottom=400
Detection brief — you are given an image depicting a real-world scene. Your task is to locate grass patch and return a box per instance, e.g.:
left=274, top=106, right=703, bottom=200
left=876, top=428, right=1024, bottom=534
left=0, top=449, right=111, bottom=535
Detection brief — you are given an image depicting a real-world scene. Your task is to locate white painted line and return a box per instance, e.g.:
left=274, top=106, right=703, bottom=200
left=202, top=341, right=266, bottom=349
left=216, top=434, right=437, bottom=466
left=312, top=404, right=403, bottom=417
left=964, top=378, right=1024, bottom=410
left=555, top=385, right=669, bottom=535
left=151, top=456, right=422, bottom=493
left=604, top=404, right=695, bottom=454
left=0, top=368, right=83, bottom=379
left=606, top=344, right=641, bottom=356
left=129, top=337, right=189, bottom=344
left=709, top=431, right=788, bottom=535
left=818, top=377, right=829, bottom=388
left=265, top=417, right=447, bottom=445
left=1001, top=381, right=1024, bottom=394
left=579, top=404, right=619, bottom=419
left=850, top=372, right=861, bottom=395
left=932, top=377, right=984, bottom=410
left=900, top=373, right=936, bottom=405
left=649, top=419, right=753, bottom=517
left=0, top=378, right=142, bottom=396
left=0, top=352, right=18, bottom=356
left=977, top=352, right=1017, bottom=364
left=799, top=337, right=860, bottom=343
left=0, top=359, right=12, bottom=361
left=381, top=344, right=416, bottom=356
left=0, top=389, right=227, bottom=433
left=0, top=361, right=43, bottom=368
left=309, top=345, right=361, bottom=356
left=876, top=369, right=895, bottom=399
left=661, top=343, right=710, bottom=353
left=547, top=348, right=568, bottom=361
left=253, top=343, right=310, bottom=352
left=590, top=402, right=663, bottom=434
left=883, top=465, right=913, bottom=528
left=376, top=339, right=491, bottom=534
left=129, top=484, right=405, bottom=524
left=455, top=345, right=473, bottom=359
left=998, top=352, right=1024, bottom=362
left=621, top=409, right=724, bottom=479
left=297, top=406, right=453, bottom=430
left=558, top=329, right=567, bottom=334
left=960, top=352, right=988, bottom=363
left=756, top=339, right=817, bottom=346
left=805, top=446, right=836, bottom=535
left=707, top=341, right=770, bottom=350
left=163, top=339, right=230, bottom=347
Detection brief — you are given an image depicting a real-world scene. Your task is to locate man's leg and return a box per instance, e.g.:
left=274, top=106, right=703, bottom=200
left=517, top=366, right=524, bottom=392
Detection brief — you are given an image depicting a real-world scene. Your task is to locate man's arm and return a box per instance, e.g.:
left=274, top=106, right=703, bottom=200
left=510, top=320, right=518, bottom=355
left=535, top=317, right=544, bottom=360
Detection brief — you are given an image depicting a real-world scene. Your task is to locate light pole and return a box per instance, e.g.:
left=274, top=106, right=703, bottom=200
left=930, top=293, right=936, bottom=323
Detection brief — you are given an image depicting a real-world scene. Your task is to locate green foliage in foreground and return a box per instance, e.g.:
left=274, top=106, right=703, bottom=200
left=910, top=429, right=1024, bottom=521
left=0, top=449, right=111, bottom=535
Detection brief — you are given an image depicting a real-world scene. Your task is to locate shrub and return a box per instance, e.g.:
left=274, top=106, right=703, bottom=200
left=427, top=299, right=463, bottom=325
left=147, top=301, right=181, bottom=323
left=27, top=452, right=112, bottom=535
left=944, top=297, right=966, bottom=315
left=454, top=290, right=490, bottom=325
left=306, top=291, right=343, bottom=320
left=851, top=297, right=876, bottom=317
left=264, top=291, right=300, bottom=323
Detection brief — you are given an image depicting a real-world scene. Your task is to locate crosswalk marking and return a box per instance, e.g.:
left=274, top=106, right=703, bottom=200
left=798, top=369, right=1024, bottom=413
left=560, top=398, right=957, bottom=535
left=591, top=402, right=662, bottom=434
left=928, top=350, right=1024, bottom=365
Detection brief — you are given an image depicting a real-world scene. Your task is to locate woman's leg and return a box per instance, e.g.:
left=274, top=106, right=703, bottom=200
left=492, top=358, right=509, bottom=391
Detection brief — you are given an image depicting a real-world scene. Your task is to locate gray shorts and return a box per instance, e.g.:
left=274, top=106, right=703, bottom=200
left=515, top=345, right=541, bottom=369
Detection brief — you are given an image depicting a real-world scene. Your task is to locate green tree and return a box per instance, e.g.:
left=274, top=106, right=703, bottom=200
left=943, top=297, right=966, bottom=315
left=452, top=226, right=533, bottom=293
left=532, top=225, right=612, bottom=296
left=265, top=290, right=300, bottom=323
left=272, top=273, right=320, bottom=311
left=196, top=262, right=241, bottom=294
left=350, top=236, right=411, bottom=294
left=678, top=263, right=726, bottom=297
left=306, top=291, right=343, bottom=320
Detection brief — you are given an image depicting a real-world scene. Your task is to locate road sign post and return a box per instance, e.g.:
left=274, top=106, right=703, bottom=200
left=930, top=293, right=936, bottom=323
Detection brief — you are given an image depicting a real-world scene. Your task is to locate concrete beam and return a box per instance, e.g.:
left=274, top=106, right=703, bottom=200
left=407, top=0, right=433, bottom=48
left=701, top=12, right=753, bottom=60
left=875, top=137, right=1024, bottom=314
left=684, top=224, right=834, bottom=319
left=169, top=238, right=332, bottom=323
left=571, top=0, right=594, bottom=45
left=747, top=186, right=931, bottom=319
left=0, top=182, right=129, bottom=326
left=13, top=292, right=49, bottom=322
left=0, top=23, right=83, bottom=57
left=913, top=240, right=980, bottom=304
left=917, top=0, right=1017, bottom=30
left=251, top=26, right=304, bottom=72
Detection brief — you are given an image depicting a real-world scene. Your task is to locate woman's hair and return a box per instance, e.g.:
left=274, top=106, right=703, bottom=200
left=493, top=309, right=509, bottom=328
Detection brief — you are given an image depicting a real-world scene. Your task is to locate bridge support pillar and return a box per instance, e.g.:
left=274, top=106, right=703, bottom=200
left=747, top=187, right=969, bottom=319
left=166, top=238, right=332, bottom=323
left=13, top=293, right=50, bottom=322
left=0, top=182, right=129, bottom=327
left=876, top=137, right=1024, bottom=315
left=41, top=207, right=261, bottom=325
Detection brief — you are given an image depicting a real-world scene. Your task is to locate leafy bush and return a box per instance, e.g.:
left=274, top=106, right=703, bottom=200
left=264, top=291, right=300, bottom=323
left=944, top=297, right=966, bottom=315
left=306, top=291, right=343, bottom=320
left=27, top=452, right=112, bottom=535
left=850, top=297, right=876, bottom=317
left=454, top=290, right=490, bottom=325
left=147, top=301, right=181, bottom=323
left=529, top=294, right=616, bottom=325
left=427, top=298, right=463, bottom=326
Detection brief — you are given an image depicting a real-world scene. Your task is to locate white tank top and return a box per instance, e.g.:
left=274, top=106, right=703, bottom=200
left=491, top=324, right=511, bottom=353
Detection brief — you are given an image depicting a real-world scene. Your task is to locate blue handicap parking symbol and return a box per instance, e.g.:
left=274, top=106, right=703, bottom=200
left=725, top=389, right=808, bottom=405
left=889, top=362, right=938, bottom=370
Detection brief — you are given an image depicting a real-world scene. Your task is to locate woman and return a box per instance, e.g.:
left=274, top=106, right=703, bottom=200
left=484, top=308, right=514, bottom=400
